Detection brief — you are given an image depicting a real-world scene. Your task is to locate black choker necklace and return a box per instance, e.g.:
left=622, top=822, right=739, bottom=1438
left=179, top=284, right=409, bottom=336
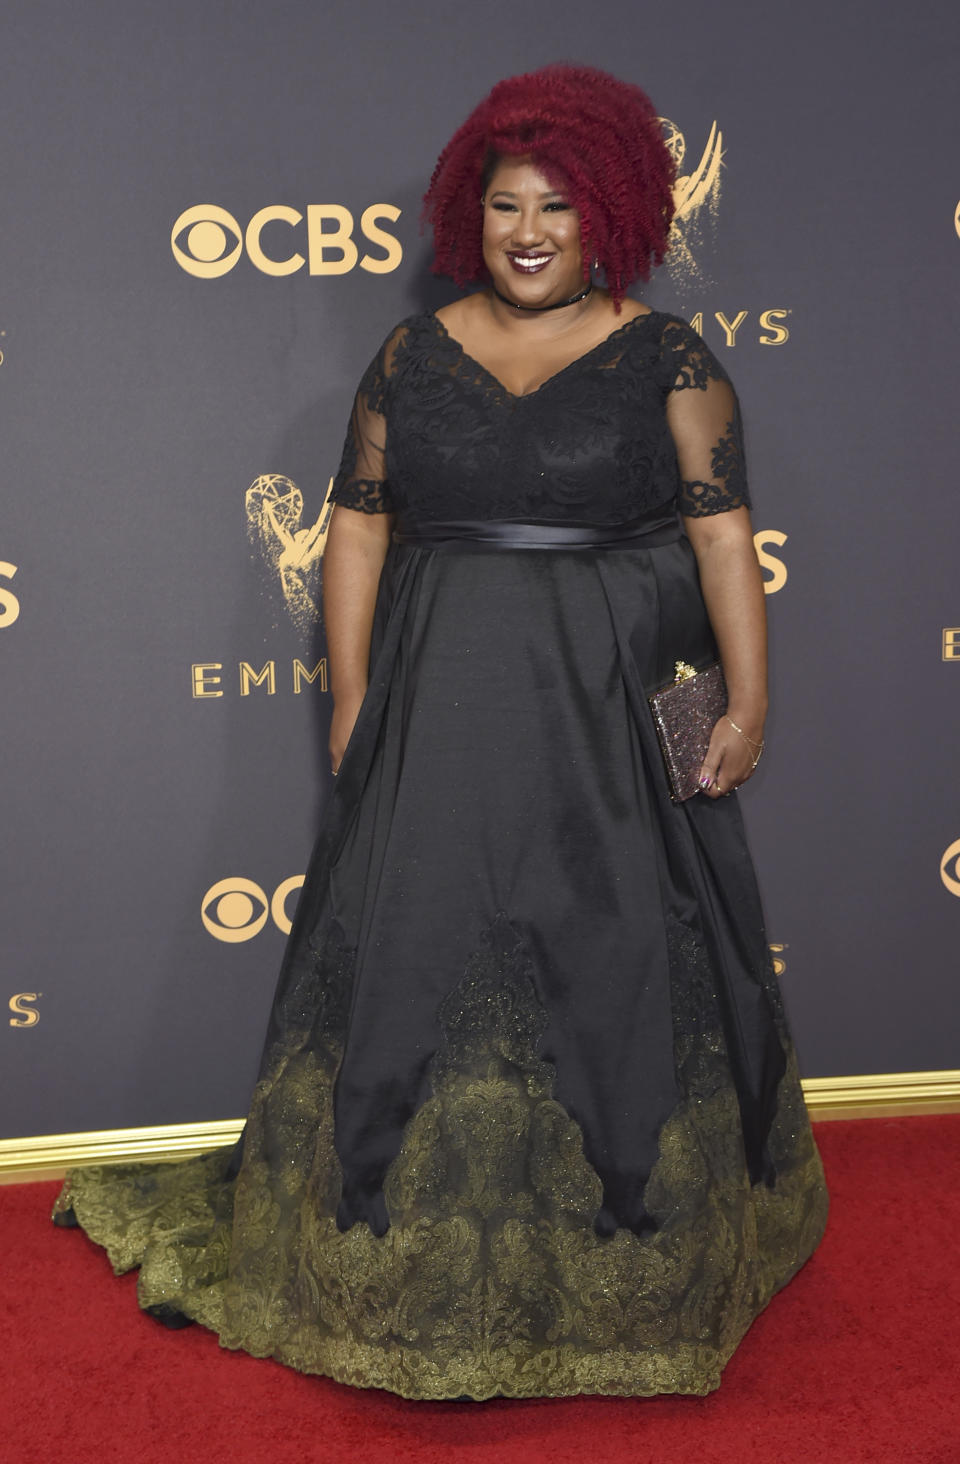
left=492, top=283, right=593, bottom=313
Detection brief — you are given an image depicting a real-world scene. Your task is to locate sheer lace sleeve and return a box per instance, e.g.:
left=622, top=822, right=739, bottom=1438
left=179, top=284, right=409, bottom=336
left=661, top=319, right=751, bottom=517
left=329, top=328, right=404, bottom=514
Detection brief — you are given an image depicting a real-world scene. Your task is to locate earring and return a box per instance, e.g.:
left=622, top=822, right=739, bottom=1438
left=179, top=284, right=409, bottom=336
left=593, top=256, right=600, bottom=271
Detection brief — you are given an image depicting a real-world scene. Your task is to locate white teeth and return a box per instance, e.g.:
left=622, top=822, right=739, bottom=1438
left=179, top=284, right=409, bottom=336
left=512, top=255, right=551, bottom=270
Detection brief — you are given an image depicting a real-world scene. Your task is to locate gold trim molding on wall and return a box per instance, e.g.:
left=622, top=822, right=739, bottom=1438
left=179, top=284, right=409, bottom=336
left=0, top=1118, right=243, bottom=1186
left=1, top=1070, right=959, bottom=1185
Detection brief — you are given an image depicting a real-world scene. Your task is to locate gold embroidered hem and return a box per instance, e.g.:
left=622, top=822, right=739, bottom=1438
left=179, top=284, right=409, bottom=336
left=53, top=917, right=828, bottom=1401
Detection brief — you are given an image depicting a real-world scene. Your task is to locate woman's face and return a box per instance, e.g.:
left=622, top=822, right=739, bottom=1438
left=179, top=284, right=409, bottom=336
left=481, top=155, right=584, bottom=308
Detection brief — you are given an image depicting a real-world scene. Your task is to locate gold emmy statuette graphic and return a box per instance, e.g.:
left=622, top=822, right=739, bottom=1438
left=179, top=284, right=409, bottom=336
left=9, top=993, right=41, bottom=1027
left=659, top=118, right=724, bottom=289
left=202, top=876, right=305, bottom=942
left=940, top=840, right=960, bottom=898
left=246, top=474, right=334, bottom=634
left=0, top=561, right=20, bottom=627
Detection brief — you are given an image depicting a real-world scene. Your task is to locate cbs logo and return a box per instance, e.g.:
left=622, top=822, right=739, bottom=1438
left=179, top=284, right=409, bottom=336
left=171, top=203, right=402, bottom=278
left=202, top=876, right=304, bottom=942
left=940, top=840, right=960, bottom=897
left=0, top=561, right=20, bottom=627
left=754, top=531, right=787, bottom=595
left=9, top=993, right=41, bottom=1027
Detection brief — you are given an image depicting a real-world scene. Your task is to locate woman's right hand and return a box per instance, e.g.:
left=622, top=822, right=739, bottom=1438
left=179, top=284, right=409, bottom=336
left=323, top=501, right=393, bottom=776
left=329, top=692, right=366, bottom=776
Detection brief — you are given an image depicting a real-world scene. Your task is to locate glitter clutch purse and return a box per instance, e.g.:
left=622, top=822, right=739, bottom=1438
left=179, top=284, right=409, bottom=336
left=648, top=660, right=728, bottom=802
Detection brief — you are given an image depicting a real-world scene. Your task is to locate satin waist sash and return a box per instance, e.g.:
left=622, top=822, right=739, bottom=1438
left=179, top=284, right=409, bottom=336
left=392, top=514, right=683, bottom=551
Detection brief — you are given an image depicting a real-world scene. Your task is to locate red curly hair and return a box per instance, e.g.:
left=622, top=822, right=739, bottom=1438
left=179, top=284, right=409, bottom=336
left=422, top=64, right=677, bottom=309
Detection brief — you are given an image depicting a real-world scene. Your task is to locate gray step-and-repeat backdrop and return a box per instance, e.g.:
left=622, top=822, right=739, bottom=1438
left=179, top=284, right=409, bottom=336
left=3, top=0, right=957, bottom=1141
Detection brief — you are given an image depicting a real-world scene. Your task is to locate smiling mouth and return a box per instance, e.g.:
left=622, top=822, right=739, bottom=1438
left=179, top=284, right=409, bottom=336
left=507, top=252, right=554, bottom=273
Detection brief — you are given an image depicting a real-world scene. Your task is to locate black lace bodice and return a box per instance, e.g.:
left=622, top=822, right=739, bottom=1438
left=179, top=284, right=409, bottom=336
left=330, top=309, right=750, bottom=524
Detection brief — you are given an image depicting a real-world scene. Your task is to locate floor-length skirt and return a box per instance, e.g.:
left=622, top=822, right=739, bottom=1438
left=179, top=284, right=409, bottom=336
left=54, top=533, right=829, bottom=1399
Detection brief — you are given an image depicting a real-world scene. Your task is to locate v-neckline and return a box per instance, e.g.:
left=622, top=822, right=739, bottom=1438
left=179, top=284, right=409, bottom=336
left=429, top=308, right=663, bottom=402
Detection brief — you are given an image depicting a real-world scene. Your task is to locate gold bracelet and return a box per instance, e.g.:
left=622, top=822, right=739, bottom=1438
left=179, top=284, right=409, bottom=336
left=725, top=715, right=765, bottom=768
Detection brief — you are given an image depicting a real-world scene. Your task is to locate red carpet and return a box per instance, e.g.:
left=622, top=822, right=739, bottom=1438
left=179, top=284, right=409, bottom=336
left=2, top=1116, right=958, bottom=1464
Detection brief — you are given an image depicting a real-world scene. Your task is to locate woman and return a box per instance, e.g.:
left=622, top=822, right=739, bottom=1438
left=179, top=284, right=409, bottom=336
left=54, top=64, right=828, bottom=1400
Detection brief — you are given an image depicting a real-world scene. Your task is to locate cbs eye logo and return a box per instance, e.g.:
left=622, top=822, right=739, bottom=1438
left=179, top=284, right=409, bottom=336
left=202, top=876, right=304, bottom=942
left=940, top=839, right=960, bottom=897
left=171, top=203, right=402, bottom=279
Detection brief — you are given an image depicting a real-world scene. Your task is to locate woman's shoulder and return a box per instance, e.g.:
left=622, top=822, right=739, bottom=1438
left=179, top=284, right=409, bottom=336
left=375, top=311, right=436, bottom=352
left=630, top=309, right=732, bottom=388
left=433, top=291, right=489, bottom=332
left=357, top=312, right=440, bottom=389
left=621, top=305, right=696, bottom=346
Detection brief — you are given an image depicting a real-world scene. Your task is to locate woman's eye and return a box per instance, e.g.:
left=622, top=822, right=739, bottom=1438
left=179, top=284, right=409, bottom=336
left=491, top=201, right=516, bottom=212
left=544, top=202, right=571, bottom=213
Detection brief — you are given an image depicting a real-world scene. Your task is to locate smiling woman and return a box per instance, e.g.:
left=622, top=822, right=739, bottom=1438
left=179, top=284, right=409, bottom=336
left=434, top=154, right=657, bottom=399
left=55, top=62, right=828, bottom=1404
left=483, top=162, right=589, bottom=306
left=424, top=64, right=675, bottom=306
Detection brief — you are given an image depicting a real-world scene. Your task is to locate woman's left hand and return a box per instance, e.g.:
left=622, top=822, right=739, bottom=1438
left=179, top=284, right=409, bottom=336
left=697, top=713, right=765, bottom=798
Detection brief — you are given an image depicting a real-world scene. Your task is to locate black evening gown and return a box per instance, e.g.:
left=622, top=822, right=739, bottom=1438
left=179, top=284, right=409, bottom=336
left=54, top=309, right=828, bottom=1400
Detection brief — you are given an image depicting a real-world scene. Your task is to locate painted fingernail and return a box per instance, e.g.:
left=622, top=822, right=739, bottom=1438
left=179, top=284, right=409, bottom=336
left=699, top=774, right=711, bottom=789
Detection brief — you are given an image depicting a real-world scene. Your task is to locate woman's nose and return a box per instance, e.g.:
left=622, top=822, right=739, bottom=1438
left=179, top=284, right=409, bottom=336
left=511, top=209, right=546, bottom=246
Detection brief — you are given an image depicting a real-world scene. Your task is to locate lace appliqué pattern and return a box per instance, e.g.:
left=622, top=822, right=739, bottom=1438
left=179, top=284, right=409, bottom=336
left=55, top=913, right=828, bottom=1401
left=328, top=342, right=396, bottom=515
left=679, top=418, right=749, bottom=516
left=325, top=311, right=754, bottom=526
left=327, top=478, right=393, bottom=514
left=660, top=318, right=752, bottom=518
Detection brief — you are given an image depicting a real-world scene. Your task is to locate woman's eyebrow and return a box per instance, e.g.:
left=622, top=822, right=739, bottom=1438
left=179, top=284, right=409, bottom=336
left=488, top=188, right=567, bottom=200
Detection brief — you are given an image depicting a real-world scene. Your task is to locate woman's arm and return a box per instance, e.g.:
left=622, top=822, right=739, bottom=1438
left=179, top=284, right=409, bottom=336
left=323, top=328, right=403, bottom=774
left=664, top=326, right=767, bottom=798
left=683, top=506, right=768, bottom=798
left=322, top=504, right=394, bottom=773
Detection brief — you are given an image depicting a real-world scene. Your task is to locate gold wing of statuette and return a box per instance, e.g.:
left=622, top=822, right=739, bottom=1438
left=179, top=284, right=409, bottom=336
left=672, top=121, right=724, bottom=222
left=277, top=477, right=336, bottom=571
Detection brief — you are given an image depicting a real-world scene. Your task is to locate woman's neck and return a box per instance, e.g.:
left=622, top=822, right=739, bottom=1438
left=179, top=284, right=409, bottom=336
left=490, top=282, right=593, bottom=313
